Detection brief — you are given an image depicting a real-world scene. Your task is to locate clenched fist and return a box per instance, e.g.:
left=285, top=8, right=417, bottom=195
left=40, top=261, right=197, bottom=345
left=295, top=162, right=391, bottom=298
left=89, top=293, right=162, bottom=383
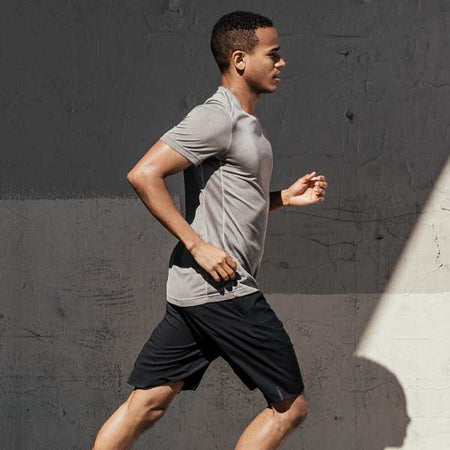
left=190, top=240, right=238, bottom=283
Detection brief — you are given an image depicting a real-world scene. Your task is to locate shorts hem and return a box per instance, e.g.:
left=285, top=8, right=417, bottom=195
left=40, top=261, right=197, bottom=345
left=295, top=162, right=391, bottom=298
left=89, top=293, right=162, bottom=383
left=127, top=376, right=202, bottom=392
left=264, top=387, right=306, bottom=407
left=127, top=362, right=210, bottom=392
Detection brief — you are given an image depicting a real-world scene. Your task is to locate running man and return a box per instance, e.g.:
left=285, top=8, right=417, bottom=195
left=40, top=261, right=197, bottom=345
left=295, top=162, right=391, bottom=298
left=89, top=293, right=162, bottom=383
left=93, top=10, right=328, bottom=450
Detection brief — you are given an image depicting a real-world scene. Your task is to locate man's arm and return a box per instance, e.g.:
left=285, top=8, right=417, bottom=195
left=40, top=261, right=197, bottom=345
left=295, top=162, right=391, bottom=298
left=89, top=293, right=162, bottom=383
left=269, top=172, right=328, bottom=212
left=127, top=140, right=202, bottom=252
left=126, top=140, right=237, bottom=283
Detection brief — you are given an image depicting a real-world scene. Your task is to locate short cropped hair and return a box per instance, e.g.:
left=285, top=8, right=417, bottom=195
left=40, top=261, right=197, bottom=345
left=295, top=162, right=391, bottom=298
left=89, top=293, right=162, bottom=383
left=211, top=10, right=273, bottom=73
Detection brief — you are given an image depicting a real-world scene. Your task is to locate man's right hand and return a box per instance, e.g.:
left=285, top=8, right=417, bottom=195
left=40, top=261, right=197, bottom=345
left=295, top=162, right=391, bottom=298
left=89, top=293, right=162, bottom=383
left=189, top=240, right=238, bottom=283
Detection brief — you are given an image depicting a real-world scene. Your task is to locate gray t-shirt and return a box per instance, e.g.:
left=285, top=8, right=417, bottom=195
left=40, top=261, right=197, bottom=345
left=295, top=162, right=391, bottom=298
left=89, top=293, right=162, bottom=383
left=160, top=85, right=273, bottom=306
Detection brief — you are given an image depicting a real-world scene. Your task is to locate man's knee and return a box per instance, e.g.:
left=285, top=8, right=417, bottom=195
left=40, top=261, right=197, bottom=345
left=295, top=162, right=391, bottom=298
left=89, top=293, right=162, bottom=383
left=269, top=392, right=309, bottom=429
left=127, top=380, right=185, bottom=426
left=290, top=395, right=309, bottom=427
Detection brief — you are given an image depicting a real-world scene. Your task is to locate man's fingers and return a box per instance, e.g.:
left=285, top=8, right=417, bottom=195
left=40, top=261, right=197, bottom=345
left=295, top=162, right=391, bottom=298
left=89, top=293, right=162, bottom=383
left=216, top=253, right=238, bottom=280
left=210, top=269, right=221, bottom=283
left=223, top=259, right=237, bottom=279
left=215, top=264, right=235, bottom=281
left=215, top=265, right=229, bottom=281
left=225, top=256, right=238, bottom=270
left=223, top=263, right=236, bottom=279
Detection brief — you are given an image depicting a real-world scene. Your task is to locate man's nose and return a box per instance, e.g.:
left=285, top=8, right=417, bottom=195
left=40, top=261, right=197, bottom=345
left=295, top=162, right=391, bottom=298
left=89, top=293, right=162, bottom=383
left=277, top=57, right=286, bottom=68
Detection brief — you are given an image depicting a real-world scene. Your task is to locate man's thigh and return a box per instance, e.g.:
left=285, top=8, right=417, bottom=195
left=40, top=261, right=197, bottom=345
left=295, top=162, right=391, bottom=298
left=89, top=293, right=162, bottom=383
left=127, top=302, right=220, bottom=392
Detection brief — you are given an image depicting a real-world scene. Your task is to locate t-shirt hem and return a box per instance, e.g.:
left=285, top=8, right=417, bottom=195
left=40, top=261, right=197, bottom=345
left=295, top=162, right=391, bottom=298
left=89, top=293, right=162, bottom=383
left=166, top=285, right=260, bottom=307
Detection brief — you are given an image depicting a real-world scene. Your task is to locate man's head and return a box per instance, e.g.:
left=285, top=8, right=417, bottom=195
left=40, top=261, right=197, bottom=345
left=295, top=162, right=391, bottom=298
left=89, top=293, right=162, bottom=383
left=211, top=10, right=286, bottom=93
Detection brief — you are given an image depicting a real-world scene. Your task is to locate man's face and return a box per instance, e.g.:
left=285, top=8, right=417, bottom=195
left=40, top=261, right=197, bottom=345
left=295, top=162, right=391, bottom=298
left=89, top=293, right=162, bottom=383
left=239, top=27, right=286, bottom=93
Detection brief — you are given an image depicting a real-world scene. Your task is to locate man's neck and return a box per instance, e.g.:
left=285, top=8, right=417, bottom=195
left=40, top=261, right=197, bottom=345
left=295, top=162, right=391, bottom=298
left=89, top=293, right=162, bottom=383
left=220, top=78, right=260, bottom=116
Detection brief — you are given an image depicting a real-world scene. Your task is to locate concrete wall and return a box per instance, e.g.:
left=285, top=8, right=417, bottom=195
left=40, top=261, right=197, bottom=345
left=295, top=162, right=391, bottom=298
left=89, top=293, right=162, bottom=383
left=1, top=1, right=449, bottom=448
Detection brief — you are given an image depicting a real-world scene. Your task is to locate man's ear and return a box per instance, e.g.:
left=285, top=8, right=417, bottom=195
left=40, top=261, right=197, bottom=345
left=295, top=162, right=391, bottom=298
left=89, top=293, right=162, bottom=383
left=231, top=50, right=246, bottom=71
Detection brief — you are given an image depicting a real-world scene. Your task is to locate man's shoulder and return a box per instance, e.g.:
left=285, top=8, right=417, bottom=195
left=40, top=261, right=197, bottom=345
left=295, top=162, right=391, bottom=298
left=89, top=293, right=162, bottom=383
left=198, top=87, right=234, bottom=119
left=182, top=90, right=233, bottom=131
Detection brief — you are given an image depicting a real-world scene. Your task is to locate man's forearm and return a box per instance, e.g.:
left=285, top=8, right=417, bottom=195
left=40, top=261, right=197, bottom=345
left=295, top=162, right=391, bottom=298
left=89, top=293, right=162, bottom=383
left=269, top=190, right=288, bottom=212
left=127, top=171, right=202, bottom=252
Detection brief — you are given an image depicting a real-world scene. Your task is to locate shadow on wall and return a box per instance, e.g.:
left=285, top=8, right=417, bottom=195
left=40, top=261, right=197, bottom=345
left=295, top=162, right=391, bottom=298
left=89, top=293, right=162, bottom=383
left=269, top=292, right=412, bottom=449
left=349, top=357, right=410, bottom=450
left=315, top=355, right=410, bottom=449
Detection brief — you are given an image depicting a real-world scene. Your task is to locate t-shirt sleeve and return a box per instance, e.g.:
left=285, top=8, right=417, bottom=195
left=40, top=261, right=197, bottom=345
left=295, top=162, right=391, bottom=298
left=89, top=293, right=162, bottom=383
left=159, top=104, right=232, bottom=166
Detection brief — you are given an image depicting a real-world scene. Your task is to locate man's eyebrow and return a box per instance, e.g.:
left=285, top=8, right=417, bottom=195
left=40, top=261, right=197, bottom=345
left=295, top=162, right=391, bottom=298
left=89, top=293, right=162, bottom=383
left=267, top=46, right=280, bottom=52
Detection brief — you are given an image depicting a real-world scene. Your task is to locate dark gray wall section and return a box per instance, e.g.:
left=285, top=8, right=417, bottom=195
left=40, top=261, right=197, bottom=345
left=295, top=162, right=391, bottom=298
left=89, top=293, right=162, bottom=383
left=1, top=0, right=448, bottom=200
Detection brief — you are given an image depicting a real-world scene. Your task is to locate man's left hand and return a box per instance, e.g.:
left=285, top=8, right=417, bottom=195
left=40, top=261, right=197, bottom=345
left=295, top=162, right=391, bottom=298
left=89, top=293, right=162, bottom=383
left=282, top=171, right=328, bottom=207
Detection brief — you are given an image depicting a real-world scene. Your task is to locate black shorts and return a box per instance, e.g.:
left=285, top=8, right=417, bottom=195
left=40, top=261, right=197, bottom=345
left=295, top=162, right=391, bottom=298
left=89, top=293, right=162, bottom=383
left=127, top=290, right=305, bottom=405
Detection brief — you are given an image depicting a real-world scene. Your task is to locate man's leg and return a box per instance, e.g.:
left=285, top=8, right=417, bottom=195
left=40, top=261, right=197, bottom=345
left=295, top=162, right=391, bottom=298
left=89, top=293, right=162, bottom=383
left=94, top=300, right=214, bottom=449
left=92, top=380, right=185, bottom=450
left=235, top=392, right=309, bottom=450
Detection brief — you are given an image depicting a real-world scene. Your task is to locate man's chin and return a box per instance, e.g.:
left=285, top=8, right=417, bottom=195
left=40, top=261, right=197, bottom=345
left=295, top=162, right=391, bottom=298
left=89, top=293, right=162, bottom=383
left=270, top=78, right=282, bottom=90
left=254, top=81, right=279, bottom=94
left=266, top=84, right=279, bottom=93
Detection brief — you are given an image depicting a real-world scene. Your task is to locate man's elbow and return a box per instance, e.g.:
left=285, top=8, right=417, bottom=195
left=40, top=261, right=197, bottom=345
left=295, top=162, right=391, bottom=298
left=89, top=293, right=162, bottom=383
left=126, top=167, right=159, bottom=187
left=126, top=169, right=139, bottom=187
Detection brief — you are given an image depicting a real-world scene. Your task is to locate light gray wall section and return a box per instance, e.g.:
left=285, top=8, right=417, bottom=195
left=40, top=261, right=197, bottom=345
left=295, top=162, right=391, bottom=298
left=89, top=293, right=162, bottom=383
left=1, top=0, right=450, bottom=448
